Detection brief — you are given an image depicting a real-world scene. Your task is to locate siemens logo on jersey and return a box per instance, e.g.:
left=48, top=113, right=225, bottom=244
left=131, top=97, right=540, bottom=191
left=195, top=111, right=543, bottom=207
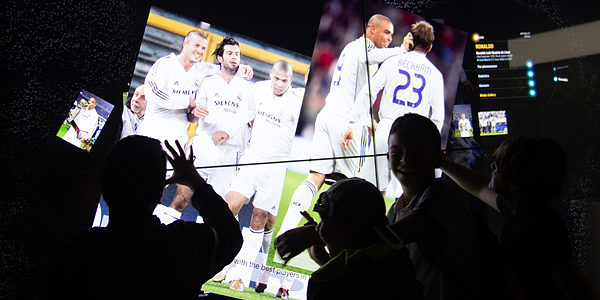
left=397, top=59, right=432, bottom=75
left=172, top=89, right=195, bottom=96
left=257, top=110, right=281, bottom=123
left=214, top=100, right=240, bottom=108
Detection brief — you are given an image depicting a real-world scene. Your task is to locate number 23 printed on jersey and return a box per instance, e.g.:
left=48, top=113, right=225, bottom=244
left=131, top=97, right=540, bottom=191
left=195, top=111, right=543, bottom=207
left=393, top=68, right=426, bottom=108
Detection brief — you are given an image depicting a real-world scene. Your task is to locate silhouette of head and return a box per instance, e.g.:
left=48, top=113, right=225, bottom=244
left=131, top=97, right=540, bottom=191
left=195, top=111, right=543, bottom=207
left=101, top=136, right=166, bottom=214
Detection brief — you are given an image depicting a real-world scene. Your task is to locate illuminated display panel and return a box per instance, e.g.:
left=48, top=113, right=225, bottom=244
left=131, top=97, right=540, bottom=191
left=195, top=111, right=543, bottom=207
left=56, top=89, right=114, bottom=152
left=90, top=1, right=468, bottom=298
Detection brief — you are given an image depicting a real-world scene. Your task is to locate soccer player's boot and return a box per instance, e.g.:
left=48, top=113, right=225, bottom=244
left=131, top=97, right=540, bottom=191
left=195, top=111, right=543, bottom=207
left=275, top=287, right=289, bottom=299
left=211, top=272, right=226, bottom=283
left=229, top=279, right=244, bottom=292
left=255, top=283, right=267, bottom=293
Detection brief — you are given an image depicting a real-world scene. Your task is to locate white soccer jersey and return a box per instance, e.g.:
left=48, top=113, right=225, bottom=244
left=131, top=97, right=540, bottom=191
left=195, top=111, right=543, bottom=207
left=196, top=74, right=255, bottom=149
left=322, top=36, right=406, bottom=118
left=458, top=119, right=471, bottom=137
left=248, top=80, right=302, bottom=159
left=64, top=107, right=98, bottom=147
left=138, top=53, right=219, bottom=142
left=75, top=108, right=99, bottom=140
left=351, top=51, right=445, bottom=130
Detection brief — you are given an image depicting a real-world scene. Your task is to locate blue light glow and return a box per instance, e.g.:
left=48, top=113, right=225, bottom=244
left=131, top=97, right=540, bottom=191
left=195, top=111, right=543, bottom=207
left=526, top=60, right=534, bottom=68
left=529, top=89, right=537, bottom=97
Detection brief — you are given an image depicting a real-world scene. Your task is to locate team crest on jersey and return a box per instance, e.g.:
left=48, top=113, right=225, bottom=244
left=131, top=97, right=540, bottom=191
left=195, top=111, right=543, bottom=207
left=213, top=92, right=219, bottom=98
left=195, top=79, right=200, bottom=87
left=237, top=94, right=243, bottom=101
left=174, top=81, right=179, bottom=86
left=258, top=102, right=263, bottom=107
left=279, top=109, right=284, bottom=117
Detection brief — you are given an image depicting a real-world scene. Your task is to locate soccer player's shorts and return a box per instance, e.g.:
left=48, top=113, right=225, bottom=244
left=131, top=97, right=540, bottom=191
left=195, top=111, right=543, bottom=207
left=190, top=133, right=220, bottom=181
left=227, top=150, right=287, bottom=216
left=308, top=110, right=368, bottom=177
left=191, top=132, right=243, bottom=199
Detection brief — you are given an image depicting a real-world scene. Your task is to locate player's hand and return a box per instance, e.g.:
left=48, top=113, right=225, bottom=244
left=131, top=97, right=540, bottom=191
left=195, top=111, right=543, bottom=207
left=403, top=32, right=414, bottom=52
left=367, top=122, right=378, bottom=138
left=240, top=65, right=254, bottom=80
left=212, top=131, right=230, bottom=145
left=164, top=140, right=206, bottom=191
left=275, top=221, right=323, bottom=266
left=342, top=127, right=354, bottom=151
left=189, top=96, right=196, bottom=108
left=191, top=105, right=209, bottom=120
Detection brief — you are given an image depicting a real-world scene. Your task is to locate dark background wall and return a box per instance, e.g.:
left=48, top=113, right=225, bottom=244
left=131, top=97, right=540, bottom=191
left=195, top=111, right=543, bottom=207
left=1, top=0, right=599, bottom=298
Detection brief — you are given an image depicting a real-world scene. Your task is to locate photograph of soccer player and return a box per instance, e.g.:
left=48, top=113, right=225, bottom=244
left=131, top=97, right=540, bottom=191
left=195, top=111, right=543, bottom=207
left=58, top=89, right=114, bottom=153
left=458, top=113, right=473, bottom=137
left=63, top=97, right=99, bottom=148
left=119, top=84, right=146, bottom=139
left=138, top=31, right=253, bottom=217
left=347, top=20, right=445, bottom=197
left=137, top=30, right=210, bottom=148
left=277, top=14, right=412, bottom=241
left=272, top=1, right=467, bottom=277
left=137, top=31, right=253, bottom=153
left=187, top=37, right=255, bottom=199
left=210, top=61, right=303, bottom=296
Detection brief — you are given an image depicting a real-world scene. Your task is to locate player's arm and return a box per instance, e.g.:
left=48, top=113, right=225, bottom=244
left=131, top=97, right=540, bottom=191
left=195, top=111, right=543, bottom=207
left=343, top=64, right=388, bottom=150
left=429, top=75, right=445, bottom=132
left=145, top=60, right=190, bottom=110
left=365, top=42, right=407, bottom=64
left=290, top=90, right=303, bottom=128
left=440, top=158, right=499, bottom=211
left=348, top=60, right=389, bottom=124
left=189, top=82, right=210, bottom=123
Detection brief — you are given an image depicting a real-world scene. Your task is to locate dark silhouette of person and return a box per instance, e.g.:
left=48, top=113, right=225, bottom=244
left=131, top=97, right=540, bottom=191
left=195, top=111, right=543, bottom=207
left=44, top=136, right=242, bottom=300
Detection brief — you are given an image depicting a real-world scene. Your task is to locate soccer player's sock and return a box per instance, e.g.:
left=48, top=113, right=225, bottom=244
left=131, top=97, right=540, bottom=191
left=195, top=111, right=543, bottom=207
left=262, top=229, right=273, bottom=254
left=237, top=227, right=264, bottom=285
left=257, top=265, right=270, bottom=286
left=281, top=275, right=293, bottom=290
left=278, top=180, right=318, bottom=235
left=255, top=228, right=274, bottom=286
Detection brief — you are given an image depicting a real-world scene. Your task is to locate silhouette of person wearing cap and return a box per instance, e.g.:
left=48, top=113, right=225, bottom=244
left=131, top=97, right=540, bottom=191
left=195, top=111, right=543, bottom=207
left=277, top=177, right=425, bottom=300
